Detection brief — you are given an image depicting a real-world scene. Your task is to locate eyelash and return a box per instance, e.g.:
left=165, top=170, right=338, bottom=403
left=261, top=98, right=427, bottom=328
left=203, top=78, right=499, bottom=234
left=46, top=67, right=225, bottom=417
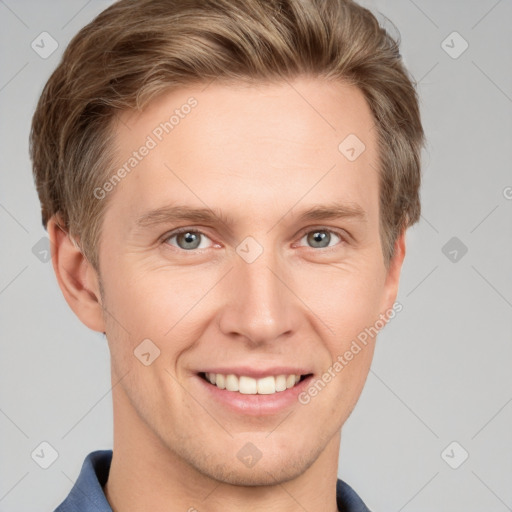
left=161, top=226, right=347, bottom=253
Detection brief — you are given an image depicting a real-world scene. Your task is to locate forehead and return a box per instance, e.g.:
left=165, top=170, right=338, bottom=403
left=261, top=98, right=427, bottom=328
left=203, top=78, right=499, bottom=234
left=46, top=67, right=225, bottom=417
left=108, top=78, right=380, bottom=228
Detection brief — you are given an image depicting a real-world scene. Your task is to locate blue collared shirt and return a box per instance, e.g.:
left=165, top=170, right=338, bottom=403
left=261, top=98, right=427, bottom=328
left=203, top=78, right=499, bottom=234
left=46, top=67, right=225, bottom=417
left=54, top=450, right=371, bottom=511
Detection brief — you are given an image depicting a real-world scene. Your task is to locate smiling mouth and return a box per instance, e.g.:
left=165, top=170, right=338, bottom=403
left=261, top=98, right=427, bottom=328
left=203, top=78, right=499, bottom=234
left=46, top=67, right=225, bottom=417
left=199, top=372, right=312, bottom=395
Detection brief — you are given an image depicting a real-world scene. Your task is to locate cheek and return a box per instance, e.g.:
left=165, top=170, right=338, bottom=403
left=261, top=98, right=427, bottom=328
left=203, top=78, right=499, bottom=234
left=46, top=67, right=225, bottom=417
left=102, top=260, right=193, bottom=327
left=294, top=259, right=386, bottom=342
left=100, top=262, right=216, bottom=365
left=295, top=260, right=383, bottom=408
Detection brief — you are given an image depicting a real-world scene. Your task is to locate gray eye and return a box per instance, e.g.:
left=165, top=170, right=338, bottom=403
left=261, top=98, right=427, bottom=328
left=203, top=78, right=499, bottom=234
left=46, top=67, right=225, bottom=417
left=301, top=229, right=342, bottom=249
left=175, top=231, right=202, bottom=250
left=307, top=230, right=331, bottom=248
left=165, top=229, right=214, bottom=251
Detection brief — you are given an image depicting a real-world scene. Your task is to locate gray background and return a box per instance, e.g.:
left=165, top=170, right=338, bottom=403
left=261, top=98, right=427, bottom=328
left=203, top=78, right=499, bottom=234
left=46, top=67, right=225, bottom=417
left=1, top=0, right=511, bottom=510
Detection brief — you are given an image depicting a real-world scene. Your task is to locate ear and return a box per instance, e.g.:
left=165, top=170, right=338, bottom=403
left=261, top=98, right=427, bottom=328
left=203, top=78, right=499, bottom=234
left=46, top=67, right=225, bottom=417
left=379, top=227, right=407, bottom=315
left=47, top=216, right=106, bottom=332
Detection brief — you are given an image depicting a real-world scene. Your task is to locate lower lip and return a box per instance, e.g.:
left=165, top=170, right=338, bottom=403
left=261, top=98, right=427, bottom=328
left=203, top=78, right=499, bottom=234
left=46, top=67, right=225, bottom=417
left=195, top=374, right=314, bottom=416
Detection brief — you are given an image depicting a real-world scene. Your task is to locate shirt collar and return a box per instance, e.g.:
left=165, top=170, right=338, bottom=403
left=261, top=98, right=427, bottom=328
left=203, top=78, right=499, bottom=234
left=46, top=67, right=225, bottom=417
left=55, top=450, right=112, bottom=511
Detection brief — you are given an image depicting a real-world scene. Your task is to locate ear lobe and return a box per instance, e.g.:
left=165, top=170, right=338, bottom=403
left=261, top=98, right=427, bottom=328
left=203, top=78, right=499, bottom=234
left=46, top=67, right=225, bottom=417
left=47, top=216, right=106, bottom=332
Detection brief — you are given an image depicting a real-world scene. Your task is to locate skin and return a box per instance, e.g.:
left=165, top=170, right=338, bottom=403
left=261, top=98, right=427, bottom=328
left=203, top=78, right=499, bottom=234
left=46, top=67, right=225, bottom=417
left=48, top=78, right=406, bottom=512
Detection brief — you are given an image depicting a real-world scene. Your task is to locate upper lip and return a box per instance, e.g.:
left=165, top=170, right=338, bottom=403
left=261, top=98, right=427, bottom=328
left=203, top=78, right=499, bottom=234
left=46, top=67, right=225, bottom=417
left=198, top=367, right=313, bottom=379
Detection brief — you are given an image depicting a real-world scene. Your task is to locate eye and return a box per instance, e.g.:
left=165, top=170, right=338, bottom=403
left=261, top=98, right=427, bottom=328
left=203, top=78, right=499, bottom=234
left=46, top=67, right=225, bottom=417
left=297, top=228, right=344, bottom=249
left=163, top=229, right=214, bottom=251
left=162, top=226, right=346, bottom=253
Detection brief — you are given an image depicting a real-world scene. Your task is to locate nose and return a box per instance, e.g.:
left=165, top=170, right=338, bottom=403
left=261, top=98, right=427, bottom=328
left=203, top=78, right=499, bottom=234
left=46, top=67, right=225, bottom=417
left=217, top=244, right=303, bottom=346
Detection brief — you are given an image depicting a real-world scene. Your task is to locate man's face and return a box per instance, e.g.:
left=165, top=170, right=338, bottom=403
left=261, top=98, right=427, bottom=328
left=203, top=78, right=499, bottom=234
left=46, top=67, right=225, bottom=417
left=94, top=78, right=402, bottom=484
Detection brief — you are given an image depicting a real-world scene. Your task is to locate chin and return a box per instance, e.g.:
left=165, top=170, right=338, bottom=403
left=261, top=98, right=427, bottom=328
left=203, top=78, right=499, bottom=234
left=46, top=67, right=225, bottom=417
left=189, top=443, right=321, bottom=487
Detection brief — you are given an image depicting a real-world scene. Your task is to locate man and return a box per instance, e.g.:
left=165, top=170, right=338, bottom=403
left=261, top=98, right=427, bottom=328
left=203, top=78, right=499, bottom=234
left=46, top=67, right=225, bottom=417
left=30, top=0, right=424, bottom=510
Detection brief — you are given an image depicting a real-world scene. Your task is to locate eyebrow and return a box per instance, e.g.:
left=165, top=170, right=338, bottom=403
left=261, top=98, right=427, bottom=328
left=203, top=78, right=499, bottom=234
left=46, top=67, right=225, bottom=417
left=134, top=202, right=367, bottom=230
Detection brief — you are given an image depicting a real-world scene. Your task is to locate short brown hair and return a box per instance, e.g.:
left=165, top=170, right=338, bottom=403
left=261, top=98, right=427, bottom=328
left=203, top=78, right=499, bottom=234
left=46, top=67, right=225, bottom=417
left=30, top=0, right=425, bottom=271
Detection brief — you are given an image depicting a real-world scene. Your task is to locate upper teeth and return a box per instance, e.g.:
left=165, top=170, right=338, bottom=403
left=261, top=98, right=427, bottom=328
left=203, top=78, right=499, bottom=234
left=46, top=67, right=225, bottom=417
left=205, top=373, right=301, bottom=394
